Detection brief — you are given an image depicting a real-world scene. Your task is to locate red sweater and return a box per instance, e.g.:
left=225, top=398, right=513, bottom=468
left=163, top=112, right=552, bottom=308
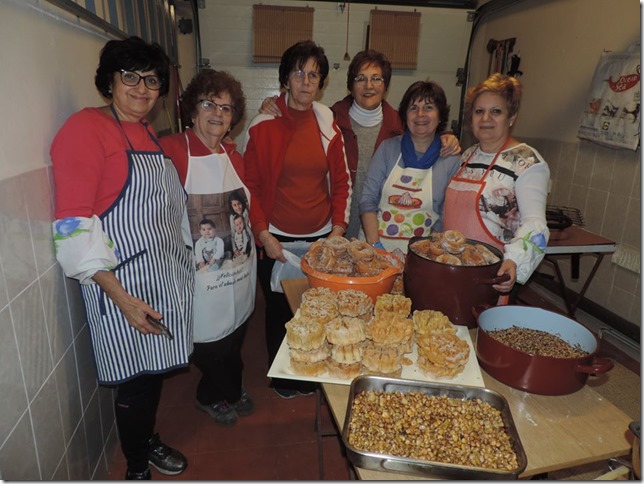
left=159, top=129, right=244, bottom=186
left=243, top=93, right=351, bottom=242
left=51, top=107, right=162, bottom=218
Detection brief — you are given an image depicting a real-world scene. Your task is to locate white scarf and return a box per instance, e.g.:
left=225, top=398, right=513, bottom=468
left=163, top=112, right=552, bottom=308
left=349, top=100, right=383, bottom=128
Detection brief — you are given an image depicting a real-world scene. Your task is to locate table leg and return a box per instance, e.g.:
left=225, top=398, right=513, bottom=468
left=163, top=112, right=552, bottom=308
left=546, top=253, right=605, bottom=317
left=315, top=386, right=341, bottom=479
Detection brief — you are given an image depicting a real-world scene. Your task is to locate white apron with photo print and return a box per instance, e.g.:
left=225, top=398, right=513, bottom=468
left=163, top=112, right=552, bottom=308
left=184, top=133, right=256, bottom=342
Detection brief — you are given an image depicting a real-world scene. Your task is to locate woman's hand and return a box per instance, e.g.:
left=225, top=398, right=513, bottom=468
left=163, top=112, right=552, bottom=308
left=259, top=96, right=282, bottom=117
left=494, top=259, right=517, bottom=293
left=439, top=133, right=462, bottom=157
left=259, top=230, right=286, bottom=262
left=92, top=270, right=164, bottom=335
left=329, top=225, right=345, bottom=238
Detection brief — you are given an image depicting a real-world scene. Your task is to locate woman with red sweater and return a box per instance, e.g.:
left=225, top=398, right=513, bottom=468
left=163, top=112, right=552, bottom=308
left=243, top=40, right=351, bottom=398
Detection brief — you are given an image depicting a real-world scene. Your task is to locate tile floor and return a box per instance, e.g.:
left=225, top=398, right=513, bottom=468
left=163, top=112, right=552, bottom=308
left=106, top=281, right=639, bottom=480
left=106, top=286, right=352, bottom=480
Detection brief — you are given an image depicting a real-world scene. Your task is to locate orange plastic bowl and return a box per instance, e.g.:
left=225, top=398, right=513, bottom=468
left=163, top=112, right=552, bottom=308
left=300, top=248, right=403, bottom=303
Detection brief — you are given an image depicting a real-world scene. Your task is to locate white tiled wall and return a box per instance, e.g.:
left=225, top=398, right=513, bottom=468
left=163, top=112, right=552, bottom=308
left=528, top=137, right=641, bottom=325
left=0, top=166, right=117, bottom=480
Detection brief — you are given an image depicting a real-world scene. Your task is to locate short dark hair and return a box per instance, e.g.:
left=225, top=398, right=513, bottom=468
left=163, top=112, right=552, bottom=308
left=95, top=36, right=171, bottom=98
left=181, top=69, right=246, bottom=129
left=278, top=40, right=329, bottom=90
left=347, top=50, right=392, bottom=92
left=398, top=80, right=450, bottom=134
left=200, top=219, right=216, bottom=228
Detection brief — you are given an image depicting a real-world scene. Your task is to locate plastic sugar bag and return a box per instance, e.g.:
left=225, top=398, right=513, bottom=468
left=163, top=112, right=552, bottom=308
left=270, top=240, right=311, bottom=293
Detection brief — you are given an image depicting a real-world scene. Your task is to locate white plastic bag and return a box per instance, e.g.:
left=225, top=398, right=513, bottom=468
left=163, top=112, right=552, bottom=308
left=270, top=240, right=310, bottom=293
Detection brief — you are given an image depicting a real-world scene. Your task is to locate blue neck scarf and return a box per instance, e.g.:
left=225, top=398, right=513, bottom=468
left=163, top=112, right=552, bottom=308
left=401, top=130, right=441, bottom=169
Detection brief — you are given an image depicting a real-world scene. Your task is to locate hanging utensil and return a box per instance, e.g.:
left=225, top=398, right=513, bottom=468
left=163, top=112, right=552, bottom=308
left=343, top=0, right=351, bottom=61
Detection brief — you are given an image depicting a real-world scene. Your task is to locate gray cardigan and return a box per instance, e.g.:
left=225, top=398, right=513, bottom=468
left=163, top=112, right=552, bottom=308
left=358, top=135, right=461, bottom=232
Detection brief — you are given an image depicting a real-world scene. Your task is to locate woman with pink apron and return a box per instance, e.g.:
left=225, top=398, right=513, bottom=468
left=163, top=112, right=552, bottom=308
left=443, top=73, right=550, bottom=295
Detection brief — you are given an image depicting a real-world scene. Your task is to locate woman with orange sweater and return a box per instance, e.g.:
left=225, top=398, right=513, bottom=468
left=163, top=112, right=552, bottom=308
left=243, top=40, right=351, bottom=398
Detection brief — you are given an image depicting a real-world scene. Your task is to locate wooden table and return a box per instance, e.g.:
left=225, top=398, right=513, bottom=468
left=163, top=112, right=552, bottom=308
left=543, top=225, right=616, bottom=317
left=282, top=278, right=633, bottom=479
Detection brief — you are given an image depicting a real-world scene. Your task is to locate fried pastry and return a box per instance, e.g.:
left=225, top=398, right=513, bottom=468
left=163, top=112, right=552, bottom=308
left=325, top=316, right=367, bottom=346
left=326, top=360, right=362, bottom=380
left=368, top=312, right=414, bottom=348
left=299, top=297, right=339, bottom=325
left=412, top=309, right=457, bottom=337
left=373, top=293, right=412, bottom=317
left=416, top=355, right=465, bottom=378
left=290, top=358, right=327, bottom=376
left=289, top=343, right=331, bottom=363
left=330, top=342, right=364, bottom=364
left=285, top=316, right=326, bottom=351
left=361, top=341, right=403, bottom=374
left=336, top=289, right=373, bottom=318
left=416, top=332, right=470, bottom=369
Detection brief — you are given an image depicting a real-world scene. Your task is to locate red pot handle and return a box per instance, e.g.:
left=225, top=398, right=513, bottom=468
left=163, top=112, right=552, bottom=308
left=471, top=304, right=493, bottom=320
left=475, top=273, right=511, bottom=286
left=576, top=357, right=614, bottom=375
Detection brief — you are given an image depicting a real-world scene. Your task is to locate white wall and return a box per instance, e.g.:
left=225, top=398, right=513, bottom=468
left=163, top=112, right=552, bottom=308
left=197, top=0, right=474, bottom=139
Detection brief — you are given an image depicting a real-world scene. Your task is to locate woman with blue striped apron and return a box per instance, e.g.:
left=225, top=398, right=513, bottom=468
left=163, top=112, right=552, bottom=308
left=51, top=37, right=194, bottom=479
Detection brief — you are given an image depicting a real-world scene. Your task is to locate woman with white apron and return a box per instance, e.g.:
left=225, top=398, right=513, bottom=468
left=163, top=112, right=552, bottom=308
left=360, top=81, right=461, bottom=254
left=160, top=70, right=257, bottom=427
left=443, top=73, right=550, bottom=296
left=51, top=37, right=194, bottom=479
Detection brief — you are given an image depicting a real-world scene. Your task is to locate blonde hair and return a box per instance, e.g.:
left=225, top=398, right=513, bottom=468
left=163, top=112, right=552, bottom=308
left=464, top=73, right=522, bottom=125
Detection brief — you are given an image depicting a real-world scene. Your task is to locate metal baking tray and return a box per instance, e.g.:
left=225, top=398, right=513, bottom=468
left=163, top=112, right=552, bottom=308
left=341, top=375, right=527, bottom=479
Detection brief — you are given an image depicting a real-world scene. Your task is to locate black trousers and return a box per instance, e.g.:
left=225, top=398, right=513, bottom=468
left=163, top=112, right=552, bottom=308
left=191, top=321, right=248, bottom=405
left=114, top=373, right=164, bottom=472
left=256, top=232, right=327, bottom=391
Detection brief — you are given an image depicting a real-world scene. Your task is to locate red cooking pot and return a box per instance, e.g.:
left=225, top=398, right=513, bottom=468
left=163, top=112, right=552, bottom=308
left=404, top=236, right=509, bottom=328
left=474, top=305, right=614, bottom=395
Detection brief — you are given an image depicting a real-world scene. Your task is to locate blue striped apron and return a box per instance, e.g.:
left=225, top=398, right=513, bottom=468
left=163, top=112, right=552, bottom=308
left=81, top=109, right=194, bottom=384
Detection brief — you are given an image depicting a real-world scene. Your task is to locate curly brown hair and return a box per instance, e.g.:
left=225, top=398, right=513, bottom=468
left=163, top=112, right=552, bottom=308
left=181, top=69, right=246, bottom=129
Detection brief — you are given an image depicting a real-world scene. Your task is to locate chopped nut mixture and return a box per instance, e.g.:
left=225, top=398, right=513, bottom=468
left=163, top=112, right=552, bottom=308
left=348, top=390, right=519, bottom=471
left=487, top=326, right=588, bottom=358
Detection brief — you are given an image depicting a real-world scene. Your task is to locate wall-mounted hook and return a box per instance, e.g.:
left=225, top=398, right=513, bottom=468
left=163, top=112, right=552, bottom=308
left=338, top=2, right=345, bottom=13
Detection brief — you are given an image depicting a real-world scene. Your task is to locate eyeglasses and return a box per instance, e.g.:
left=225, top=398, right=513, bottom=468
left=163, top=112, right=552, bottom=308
left=198, top=99, right=236, bottom=115
left=354, top=75, right=385, bottom=87
left=291, top=70, right=321, bottom=84
left=119, top=70, right=162, bottom=90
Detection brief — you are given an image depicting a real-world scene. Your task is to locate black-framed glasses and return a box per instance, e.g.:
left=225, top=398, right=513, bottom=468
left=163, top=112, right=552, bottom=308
left=291, top=70, right=321, bottom=84
left=198, top=99, right=236, bottom=116
left=119, top=70, right=162, bottom=90
left=354, top=75, right=385, bottom=87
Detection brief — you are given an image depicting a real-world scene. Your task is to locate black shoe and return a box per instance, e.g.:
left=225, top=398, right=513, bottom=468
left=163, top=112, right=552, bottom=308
left=232, top=389, right=255, bottom=417
left=273, top=387, right=299, bottom=399
left=195, top=400, right=238, bottom=426
left=147, top=433, right=187, bottom=475
left=125, top=468, right=151, bottom=480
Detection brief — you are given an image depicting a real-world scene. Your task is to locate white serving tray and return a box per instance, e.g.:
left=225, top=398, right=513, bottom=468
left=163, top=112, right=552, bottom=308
left=268, top=325, right=484, bottom=387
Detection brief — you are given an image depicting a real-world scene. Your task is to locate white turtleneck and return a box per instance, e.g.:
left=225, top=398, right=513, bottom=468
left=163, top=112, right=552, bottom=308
left=349, top=101, right=383, bottom=127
